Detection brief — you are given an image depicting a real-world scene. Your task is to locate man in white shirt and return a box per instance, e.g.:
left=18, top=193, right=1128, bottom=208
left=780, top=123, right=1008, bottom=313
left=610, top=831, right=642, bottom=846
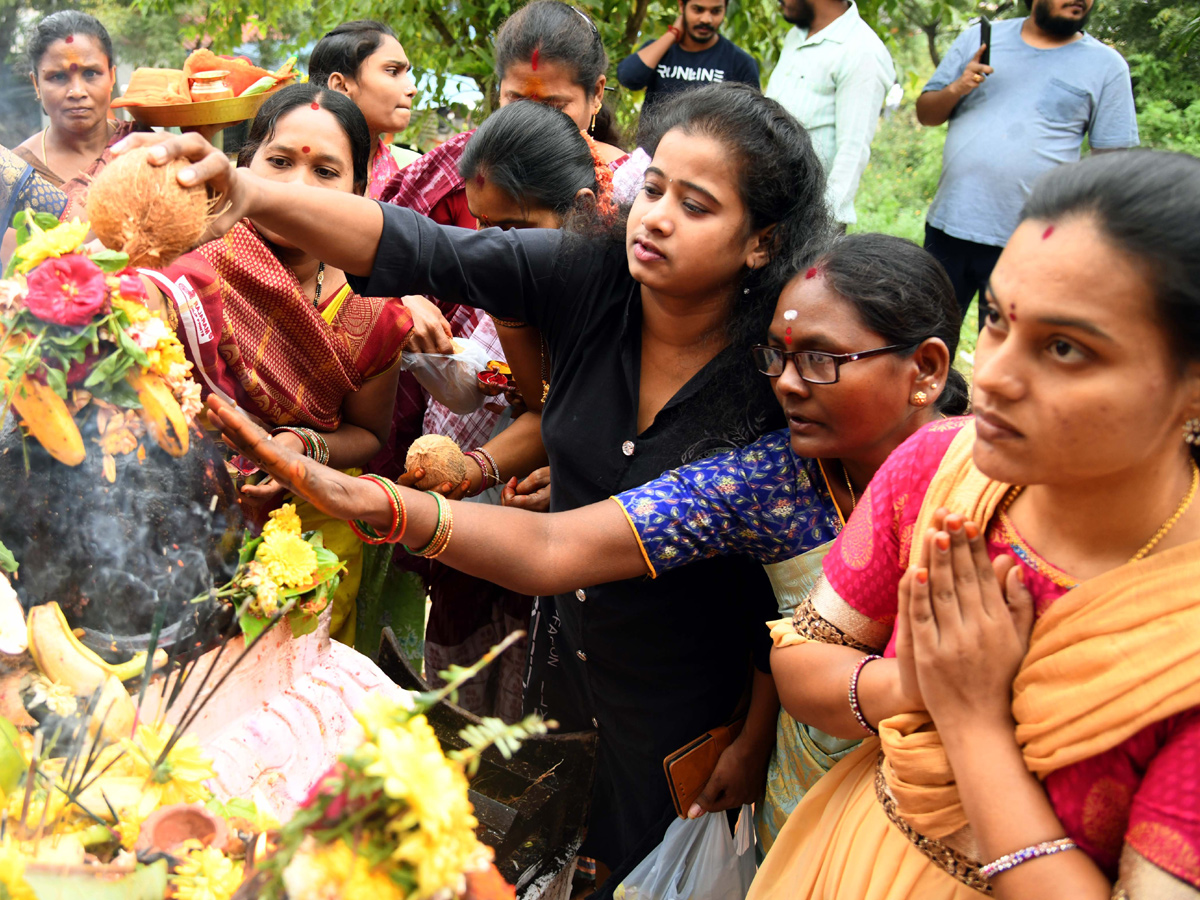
left=765, top=0, right=894, bottom=227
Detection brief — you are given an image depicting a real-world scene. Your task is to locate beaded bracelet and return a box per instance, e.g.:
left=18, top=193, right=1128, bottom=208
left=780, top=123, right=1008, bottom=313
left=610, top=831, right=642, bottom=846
left=476, top=447, right=501, bottom=487
left=406, top=491, right=454, bottom=558
left=349, top=475, right=407, bottom=544
left=979, top=838, right=1079, bottom=880
left=848, top=654, right=882, bottom=736
left=463, top=450, right=492, bottom=497
left=271, top=426, right=330, bottom=466
left=488, top=314, right=529, bottom=329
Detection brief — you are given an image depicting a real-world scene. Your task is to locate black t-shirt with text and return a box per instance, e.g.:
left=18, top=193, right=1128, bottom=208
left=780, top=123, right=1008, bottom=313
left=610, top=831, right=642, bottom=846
left=616, top=35, right=759, bottom=107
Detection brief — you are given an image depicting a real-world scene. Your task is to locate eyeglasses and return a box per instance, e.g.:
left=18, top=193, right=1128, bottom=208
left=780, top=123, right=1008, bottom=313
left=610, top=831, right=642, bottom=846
left=750, top=343, right=917, bottom=384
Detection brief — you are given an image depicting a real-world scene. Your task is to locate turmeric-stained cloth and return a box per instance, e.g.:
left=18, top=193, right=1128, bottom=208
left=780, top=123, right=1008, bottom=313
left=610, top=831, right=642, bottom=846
left=752, top=418, right=1200, bottom=899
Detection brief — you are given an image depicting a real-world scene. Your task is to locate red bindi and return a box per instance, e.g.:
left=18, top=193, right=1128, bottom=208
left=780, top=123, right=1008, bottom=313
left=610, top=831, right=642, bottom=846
left=1009, top=306, right=1017, bottom=322
left=531, top=48, right=540, bottom=71
left=69, top=63, right=78, bottom=72
left=301, top=146, right=310, bottom=154
left=65, top=35, right=74, bottom=43
left=805, top=267, right=818, bottom=280
left=475, top=174, right=485, bottom=187
left=1042, top=225, right=1054, bottom=240
left=785, top=336, right=792, bottom=344
left=785, top=327, right=792, bottom=335
left=310, top=102, right=320, bottom=110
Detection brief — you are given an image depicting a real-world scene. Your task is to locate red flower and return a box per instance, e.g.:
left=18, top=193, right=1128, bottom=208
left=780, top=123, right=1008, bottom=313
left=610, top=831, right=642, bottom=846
left=118, top=271, right=149, bottom=304
left=24, top=254, right=108, bottom=327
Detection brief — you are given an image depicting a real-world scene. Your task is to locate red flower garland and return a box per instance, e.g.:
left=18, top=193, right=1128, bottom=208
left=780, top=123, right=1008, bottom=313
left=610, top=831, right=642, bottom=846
left=581, top=133, right=618, bottom=225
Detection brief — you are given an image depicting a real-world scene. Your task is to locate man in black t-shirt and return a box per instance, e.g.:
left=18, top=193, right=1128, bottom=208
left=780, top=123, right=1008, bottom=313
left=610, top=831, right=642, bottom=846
left=616, top=0, right=760, bottom=108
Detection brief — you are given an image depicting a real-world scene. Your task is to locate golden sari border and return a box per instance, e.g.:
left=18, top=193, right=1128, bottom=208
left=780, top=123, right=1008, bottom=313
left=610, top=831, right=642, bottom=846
left=873, top=754, right=992, bottom=895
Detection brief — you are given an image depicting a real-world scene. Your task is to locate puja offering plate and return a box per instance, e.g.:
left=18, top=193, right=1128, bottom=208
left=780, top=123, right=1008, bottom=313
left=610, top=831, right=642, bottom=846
left=125, top=91, right=279, bottom=128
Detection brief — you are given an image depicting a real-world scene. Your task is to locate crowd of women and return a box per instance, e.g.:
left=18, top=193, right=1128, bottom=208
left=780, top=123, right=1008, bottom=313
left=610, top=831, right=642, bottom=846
left=3, top=5, right=1200, bottom=899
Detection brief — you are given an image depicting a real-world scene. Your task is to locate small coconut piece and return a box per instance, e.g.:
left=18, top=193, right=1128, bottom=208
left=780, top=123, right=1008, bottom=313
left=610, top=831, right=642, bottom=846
left=86, top=145, right=211, bottom=269
left=405, top=434, right=466, bottom=490
left=0, top=574, right=26, bottom=656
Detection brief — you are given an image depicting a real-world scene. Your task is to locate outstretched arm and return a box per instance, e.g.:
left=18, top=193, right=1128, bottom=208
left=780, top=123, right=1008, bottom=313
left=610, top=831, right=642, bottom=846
left=206, top=394, right=649, bottom=594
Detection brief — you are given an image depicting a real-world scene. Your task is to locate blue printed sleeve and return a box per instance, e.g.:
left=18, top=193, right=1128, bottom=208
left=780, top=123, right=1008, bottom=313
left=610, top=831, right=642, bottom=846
left=613, top=430, right=842, bottom=576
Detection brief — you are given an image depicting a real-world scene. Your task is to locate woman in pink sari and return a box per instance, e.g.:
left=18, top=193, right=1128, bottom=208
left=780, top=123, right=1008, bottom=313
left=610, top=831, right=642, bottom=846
left=758, top=150, right=1200, bottom=899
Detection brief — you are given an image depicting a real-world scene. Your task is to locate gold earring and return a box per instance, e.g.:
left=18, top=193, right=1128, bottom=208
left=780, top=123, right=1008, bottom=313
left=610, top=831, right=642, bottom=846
left=589, top=110, right=597, bottom=133
left=1185, top=418, right=1200, bottom=446
left=913, top=391, right=928, bottom=405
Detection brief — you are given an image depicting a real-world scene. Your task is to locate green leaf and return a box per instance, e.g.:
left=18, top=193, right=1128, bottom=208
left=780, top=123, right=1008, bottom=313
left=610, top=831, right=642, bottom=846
left=42, top=365, right=67, bottom=399
left=90, top=249, right=131, bottom=273
left=82, top=350, right=135, bottom=389
left=89, top=379, right=142, bottom=409
left=0, top=540, right=17, bottom=574
left=239, top=613, right=269, bottom=642
left=286, top=607, right=319, bottom=637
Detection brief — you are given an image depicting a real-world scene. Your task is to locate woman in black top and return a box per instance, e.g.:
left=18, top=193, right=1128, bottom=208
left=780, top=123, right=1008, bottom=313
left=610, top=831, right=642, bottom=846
left=119, top=83, right=831, bottom=893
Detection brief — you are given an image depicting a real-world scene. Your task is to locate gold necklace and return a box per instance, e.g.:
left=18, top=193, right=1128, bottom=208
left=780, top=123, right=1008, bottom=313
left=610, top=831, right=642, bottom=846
left=817, top=459, right=856, bottom=523
left=313, top=262, right=326, bottom=308
left=841, top=461, right=857, bottom=511
left=1002, top=457, right=1200, bottom=564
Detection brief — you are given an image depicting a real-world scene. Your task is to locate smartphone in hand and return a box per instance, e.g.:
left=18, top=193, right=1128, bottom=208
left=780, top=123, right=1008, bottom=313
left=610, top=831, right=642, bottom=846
left=979, top=17, right=992, bottom=67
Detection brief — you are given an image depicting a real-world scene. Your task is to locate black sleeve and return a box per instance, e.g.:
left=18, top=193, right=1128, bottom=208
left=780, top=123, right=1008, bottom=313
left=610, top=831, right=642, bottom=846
left=347, top=201, right=569, bottom=329
left=735, top=49, right=761, bottom=89
left=616, top=40, right=657, bottom=91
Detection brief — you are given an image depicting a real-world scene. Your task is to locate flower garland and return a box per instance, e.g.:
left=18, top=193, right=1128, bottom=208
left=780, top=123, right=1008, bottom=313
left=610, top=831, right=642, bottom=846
left=581, top=132, right=618, bottom=225
left=0, top=211, right=202, bottom=477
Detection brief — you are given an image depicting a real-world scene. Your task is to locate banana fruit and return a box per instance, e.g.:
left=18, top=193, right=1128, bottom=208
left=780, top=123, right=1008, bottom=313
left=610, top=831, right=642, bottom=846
left=0, top=335, right=85, bottom=466
left=126, top=369, right=189, bottom=457
left=27, top=602, right=167, bottom=696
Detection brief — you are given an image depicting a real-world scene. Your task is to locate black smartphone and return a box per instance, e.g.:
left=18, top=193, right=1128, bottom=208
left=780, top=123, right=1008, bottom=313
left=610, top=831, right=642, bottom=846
left=979, top=17, right=992, bottom=66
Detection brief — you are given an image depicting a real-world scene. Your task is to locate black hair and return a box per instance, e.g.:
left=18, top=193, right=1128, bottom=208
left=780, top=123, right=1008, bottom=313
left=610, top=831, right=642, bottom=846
left=1021, top=149, right=1200, bottom=458
left=237, top=83, right=373, bottom=196
left=28, top=11, right=114, bottom=73
left=634, top=82, right=834, bottom=458
left=492, top=0, right=624, bottom=148
left=458, top=102, right=599, bottom=221
left=816, top=234, right=969, bottom=416
left=308, top=20, right=396, bottom=90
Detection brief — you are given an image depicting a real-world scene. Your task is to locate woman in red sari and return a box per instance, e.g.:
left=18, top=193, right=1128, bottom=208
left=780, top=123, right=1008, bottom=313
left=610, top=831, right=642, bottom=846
left=143, top=84, right=412, bottom=643
left=14, top=11, right=133, bottom=222
left=757, top=150, right=1200, bottom=899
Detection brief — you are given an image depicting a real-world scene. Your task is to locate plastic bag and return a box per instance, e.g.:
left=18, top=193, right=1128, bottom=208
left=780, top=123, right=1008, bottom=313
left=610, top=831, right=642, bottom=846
left=400, top=338, right=493, bottom=415
left=614, top=804, right=757, bottom=900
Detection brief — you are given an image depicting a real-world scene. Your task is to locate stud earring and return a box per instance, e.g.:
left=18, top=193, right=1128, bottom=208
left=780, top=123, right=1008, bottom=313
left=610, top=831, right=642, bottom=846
left=913, top=391, right=928, bottom=405
left=930, top=383, right=937, bottom=390
left=1185, top=418, right=1200, bottom=446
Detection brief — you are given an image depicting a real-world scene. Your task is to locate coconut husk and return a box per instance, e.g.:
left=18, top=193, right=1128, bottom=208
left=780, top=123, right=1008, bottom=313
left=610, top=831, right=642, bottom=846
left=86, top=146, right=216, bottom=270
left=405, top=434, right=466, bottom=491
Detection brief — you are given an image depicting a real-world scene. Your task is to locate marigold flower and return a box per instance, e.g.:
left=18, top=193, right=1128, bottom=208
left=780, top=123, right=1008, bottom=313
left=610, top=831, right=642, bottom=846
left=121, top=722, right=215, bottom=806
left=281, top=838, right=406, bottom=900
left=171, top=844, right=244, bottom=900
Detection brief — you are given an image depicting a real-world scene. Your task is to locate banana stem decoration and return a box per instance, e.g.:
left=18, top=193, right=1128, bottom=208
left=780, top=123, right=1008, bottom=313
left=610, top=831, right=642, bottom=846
left=0, top=333, right=85, bottom=466
left=126, top=369, right=189, bottom=457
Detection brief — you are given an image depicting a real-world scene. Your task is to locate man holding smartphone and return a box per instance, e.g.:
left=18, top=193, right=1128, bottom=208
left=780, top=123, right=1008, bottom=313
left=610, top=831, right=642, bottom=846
left=917, top=0, right=1138, bottom=318
left=617, top=0, right=759, bottom=109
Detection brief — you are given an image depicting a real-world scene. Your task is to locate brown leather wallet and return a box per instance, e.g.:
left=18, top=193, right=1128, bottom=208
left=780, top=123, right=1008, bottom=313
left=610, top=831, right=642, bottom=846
left=662, top=716, right=746, bottom=819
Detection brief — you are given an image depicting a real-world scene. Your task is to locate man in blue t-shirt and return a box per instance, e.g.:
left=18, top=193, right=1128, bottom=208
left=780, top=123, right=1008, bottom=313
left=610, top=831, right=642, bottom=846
left=617, top=0, right=759, bottom=109
left=917, top=0, right=1138, bottom=317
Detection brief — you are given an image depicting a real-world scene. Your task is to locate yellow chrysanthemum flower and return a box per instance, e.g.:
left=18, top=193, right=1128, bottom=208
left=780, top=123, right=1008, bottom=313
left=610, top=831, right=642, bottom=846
left=171, top=844, right=244, bottom=900
left=281, top=838, right=406, bottom=900
left=111, top=296, right=152, bottom=323
left=0, top=835, right=35, bottom=900
left=120, top=722, right=215, bottom=806
left=256, top=505, right=317, bottom=588
left=263, top=503, right=303, bottom=538
left=13, top=218, right=89, bottom=274
left=360, top=714, right=484, bottom=897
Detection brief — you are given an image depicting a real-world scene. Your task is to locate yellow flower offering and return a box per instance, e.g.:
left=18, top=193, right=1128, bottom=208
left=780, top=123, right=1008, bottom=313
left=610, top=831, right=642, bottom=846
left=171, top=844, right=244, bottom=900
left=281, top=837, right=407, bottom=900
left=257, top=504, right=317, bottom=588
left=12, top=218, right=89, bottom=274
left=121, top=722, right=215, bottom=806
left=0, top=835, right=35, bottom=900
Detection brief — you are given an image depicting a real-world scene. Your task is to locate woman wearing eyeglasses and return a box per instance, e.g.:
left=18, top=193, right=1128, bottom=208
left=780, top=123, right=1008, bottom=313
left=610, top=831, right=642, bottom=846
left=203, top=232, right=968, bottom=855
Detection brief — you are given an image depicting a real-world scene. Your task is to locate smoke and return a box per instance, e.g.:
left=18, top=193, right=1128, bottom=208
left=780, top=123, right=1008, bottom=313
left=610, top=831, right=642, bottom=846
left=0, top=410, right=243, bottom=662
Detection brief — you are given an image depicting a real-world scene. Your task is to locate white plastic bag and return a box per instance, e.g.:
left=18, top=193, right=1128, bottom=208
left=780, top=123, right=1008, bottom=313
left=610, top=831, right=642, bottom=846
left=614, top=805, right=757, bottom=900
left=400, top=338, right=493, bottom=415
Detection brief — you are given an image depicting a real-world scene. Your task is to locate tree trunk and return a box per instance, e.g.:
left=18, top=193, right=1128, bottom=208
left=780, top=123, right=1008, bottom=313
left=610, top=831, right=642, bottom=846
left=923, top=22, right=941, bottom=68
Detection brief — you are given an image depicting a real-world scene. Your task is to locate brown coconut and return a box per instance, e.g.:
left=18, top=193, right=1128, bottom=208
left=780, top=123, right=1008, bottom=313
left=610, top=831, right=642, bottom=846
left=86, top=146, right=212, bottom=269
left=405, top=434, right=466, bottom=490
